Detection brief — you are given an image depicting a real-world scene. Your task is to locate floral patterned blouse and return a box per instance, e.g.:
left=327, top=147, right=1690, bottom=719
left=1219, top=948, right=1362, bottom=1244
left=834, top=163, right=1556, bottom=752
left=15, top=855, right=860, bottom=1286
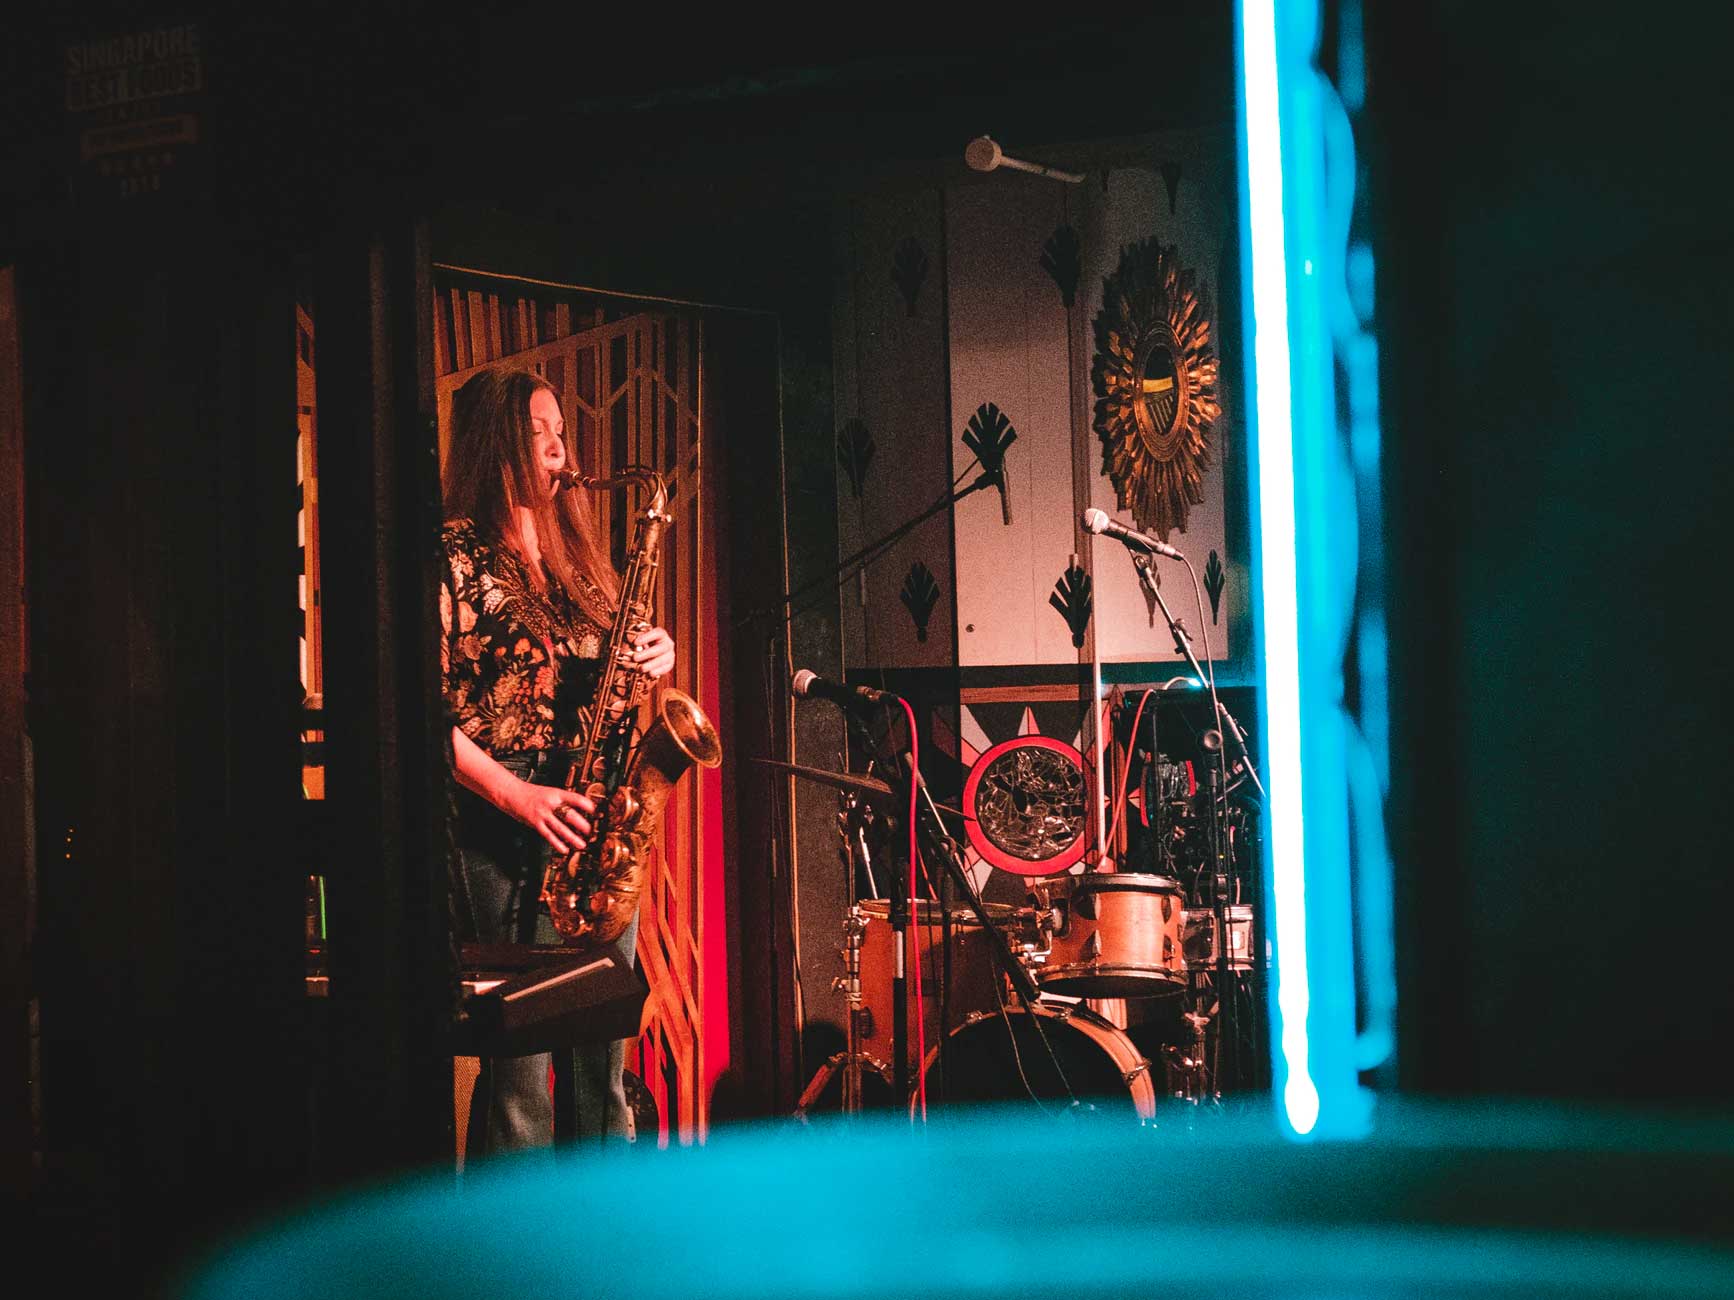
left=439, top=519, right=613, bottom=755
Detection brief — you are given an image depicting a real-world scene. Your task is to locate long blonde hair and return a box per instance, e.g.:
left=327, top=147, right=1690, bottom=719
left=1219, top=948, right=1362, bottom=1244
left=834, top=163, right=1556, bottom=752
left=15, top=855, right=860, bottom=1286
left=444, top=366, right=619, bottom=607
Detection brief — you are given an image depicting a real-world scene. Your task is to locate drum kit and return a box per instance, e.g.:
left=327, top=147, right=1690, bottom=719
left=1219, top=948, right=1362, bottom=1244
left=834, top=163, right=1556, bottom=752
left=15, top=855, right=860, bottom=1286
left=795, top=870, right=1253, bottom=1123
left=773, top=690, right=1266, bottom=1125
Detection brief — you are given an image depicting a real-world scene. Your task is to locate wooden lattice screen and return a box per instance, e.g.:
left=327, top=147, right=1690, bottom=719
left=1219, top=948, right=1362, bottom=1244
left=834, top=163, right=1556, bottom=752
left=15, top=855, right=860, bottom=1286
left=295, top=304, right=324, bottom=802
left=434, top=280, right=720, bottom=1146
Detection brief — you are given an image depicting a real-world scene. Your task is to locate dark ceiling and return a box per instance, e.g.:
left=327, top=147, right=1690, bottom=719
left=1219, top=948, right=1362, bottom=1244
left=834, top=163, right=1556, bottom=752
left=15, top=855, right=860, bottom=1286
left=2, top=5, right=1238, bottom=243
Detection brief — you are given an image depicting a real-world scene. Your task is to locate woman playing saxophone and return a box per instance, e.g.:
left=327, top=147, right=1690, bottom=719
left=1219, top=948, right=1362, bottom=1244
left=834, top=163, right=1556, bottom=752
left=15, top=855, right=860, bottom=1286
left=440, top=365, right=674, bottom=1155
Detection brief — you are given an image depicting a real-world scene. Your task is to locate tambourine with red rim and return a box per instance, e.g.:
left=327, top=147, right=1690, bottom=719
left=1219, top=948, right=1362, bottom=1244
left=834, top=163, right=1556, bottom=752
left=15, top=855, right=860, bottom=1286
left=962, top=735, right=1093, bottom=877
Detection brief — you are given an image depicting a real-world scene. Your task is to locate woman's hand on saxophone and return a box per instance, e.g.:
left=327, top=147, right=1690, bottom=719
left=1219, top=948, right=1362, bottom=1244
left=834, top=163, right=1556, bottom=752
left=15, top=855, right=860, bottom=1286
left=631, top=626, right=676, bottom=679
left=451, top=727, right=595, bottom=854
left=504, top=781, right=596, bottom=855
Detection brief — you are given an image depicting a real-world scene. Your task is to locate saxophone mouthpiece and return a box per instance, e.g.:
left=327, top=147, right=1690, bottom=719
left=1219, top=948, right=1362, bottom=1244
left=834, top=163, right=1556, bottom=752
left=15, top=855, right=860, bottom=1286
left=551, top=469, right=593, bottom=491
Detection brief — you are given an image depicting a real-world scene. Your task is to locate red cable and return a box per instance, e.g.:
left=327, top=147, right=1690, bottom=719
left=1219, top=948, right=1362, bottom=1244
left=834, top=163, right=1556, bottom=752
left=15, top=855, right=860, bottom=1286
left=899, top=696, right=927, bottom=1121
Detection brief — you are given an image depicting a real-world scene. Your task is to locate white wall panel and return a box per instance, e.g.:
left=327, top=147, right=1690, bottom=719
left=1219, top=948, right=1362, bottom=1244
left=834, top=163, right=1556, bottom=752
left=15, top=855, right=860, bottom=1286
left=945, top=177, right=1079, bottom=667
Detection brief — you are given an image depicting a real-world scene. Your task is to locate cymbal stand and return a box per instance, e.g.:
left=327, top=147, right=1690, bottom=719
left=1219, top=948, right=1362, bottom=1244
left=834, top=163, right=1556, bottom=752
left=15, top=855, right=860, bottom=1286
left=833, top=789, right=880, bottom=1115
left=799, top=790, right=892, bottom=1120
left=831, top=708, right=918, bottom=1113
left=830, top=905, right=870, bottom=1114
left=841, top=789, right=881, bottom=899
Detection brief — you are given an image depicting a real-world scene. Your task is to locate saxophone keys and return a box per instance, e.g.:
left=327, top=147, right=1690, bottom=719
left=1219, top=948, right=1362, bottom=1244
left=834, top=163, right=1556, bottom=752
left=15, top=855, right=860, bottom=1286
left=609, top=787, right=641, bottom=824
left=599, top=834, right=633, bottom=876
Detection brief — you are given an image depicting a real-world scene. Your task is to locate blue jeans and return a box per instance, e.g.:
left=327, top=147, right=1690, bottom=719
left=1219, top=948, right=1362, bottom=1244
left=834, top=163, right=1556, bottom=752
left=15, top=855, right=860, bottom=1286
left=456, top=750, right=636, bottom=1159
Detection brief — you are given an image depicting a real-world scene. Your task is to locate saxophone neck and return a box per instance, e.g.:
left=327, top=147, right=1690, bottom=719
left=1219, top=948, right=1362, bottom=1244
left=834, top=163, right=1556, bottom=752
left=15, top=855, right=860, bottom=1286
left=554, top=466, right=667, bottom=512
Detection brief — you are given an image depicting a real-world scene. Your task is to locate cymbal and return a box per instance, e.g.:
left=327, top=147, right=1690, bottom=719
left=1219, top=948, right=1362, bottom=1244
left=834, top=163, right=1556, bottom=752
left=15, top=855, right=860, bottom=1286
left=752, top=758, right=897, bottom=804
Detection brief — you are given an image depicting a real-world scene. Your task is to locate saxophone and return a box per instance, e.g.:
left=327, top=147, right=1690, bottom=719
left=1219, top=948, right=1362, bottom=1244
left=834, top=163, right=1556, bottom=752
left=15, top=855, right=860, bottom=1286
left=538, top=467, right=722, bottom=946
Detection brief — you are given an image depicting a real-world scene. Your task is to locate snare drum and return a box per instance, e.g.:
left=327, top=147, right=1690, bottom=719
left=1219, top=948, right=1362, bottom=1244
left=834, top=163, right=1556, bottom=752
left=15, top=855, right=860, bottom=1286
left=914, top=1001, right=1155, bottom=1120
left=856, top=899, right=1015, bottom=1065
left=1034, top=873, right=1187, bottom=999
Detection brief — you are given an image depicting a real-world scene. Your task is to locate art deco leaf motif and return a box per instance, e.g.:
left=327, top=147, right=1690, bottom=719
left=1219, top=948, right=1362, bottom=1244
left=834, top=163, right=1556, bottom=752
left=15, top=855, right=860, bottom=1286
left=961, top=401, right=1017, bottom=475
left=891, top=237, right=928, bottom=317
left=837, top=418, right=875, bottom=499
left=900, top=561, right=941, bottom=643
left=1048, top=562, right=1094, bottom=649
left=1204, top=549, right=1226, bottom=624
left=1160, top=162, right=1183, bottom=215
left=1040, top=224, right=1081, bottom=308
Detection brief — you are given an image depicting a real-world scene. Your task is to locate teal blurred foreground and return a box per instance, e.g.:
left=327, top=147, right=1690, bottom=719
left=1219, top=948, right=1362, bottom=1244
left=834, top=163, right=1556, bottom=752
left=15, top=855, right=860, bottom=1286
left=176, top=1100, right=1734, bottom=1299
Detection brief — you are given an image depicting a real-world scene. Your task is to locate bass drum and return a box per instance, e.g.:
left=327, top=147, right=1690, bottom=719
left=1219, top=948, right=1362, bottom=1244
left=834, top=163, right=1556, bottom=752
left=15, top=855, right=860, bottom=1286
left=915, top=1001, right=1155, bottom=1121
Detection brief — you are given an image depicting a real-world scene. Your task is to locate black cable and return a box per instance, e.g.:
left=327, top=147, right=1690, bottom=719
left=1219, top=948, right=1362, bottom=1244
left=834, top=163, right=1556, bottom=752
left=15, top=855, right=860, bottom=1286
left=989, top=959, right=1055, bottom=1114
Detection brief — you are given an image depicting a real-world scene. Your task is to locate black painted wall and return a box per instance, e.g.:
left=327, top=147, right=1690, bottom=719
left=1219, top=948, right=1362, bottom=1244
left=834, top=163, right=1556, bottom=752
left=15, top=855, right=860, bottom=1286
left=1372, top=3, right=1734, bottom=1104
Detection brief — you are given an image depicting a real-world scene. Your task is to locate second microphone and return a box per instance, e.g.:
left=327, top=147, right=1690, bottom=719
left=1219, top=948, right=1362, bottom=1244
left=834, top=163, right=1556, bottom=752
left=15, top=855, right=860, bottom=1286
left=791, top=668, right=898, bottom=710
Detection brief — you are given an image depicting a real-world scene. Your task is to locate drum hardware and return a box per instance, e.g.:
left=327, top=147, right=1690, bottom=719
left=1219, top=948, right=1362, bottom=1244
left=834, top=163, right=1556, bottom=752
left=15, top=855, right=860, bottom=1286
left=838, top=789, right=882, bottom=915
left=835, top=904, right=870, bottom=1113
left=1182, top=904, right=1256, bottom=971
left=1160, top=1009, right=1214, bottom=1104
left=795, top=1049, right=896, bottom=1121
left=798, top=903, right=884, bottom=1118
left=794, top=718, right=1255, bottom=1119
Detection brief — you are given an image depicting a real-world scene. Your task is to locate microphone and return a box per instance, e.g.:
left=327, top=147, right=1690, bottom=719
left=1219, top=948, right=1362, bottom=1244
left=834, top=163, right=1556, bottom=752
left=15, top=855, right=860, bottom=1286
left=964, top=135, right=1003, bottom=172
left=791, top=669, right=896, bottom=709
left=1081, top=508, right=1185, bottom=560
left=964, top=134, right=1086, bottom=184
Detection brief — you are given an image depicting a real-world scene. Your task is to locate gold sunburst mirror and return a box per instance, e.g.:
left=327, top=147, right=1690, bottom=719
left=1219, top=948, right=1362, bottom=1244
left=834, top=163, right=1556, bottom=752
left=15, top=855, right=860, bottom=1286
left=1091, top=238, right=1221, bottom=541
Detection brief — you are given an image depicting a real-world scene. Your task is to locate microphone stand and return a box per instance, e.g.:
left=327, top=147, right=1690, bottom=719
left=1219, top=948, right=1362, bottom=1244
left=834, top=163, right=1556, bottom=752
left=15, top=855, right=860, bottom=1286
left=1130, top=555, right=1265, bottom=1100
left=734, top=466, right=1008, bottom=632
left=1129, top=556, right=1265, bottom=803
